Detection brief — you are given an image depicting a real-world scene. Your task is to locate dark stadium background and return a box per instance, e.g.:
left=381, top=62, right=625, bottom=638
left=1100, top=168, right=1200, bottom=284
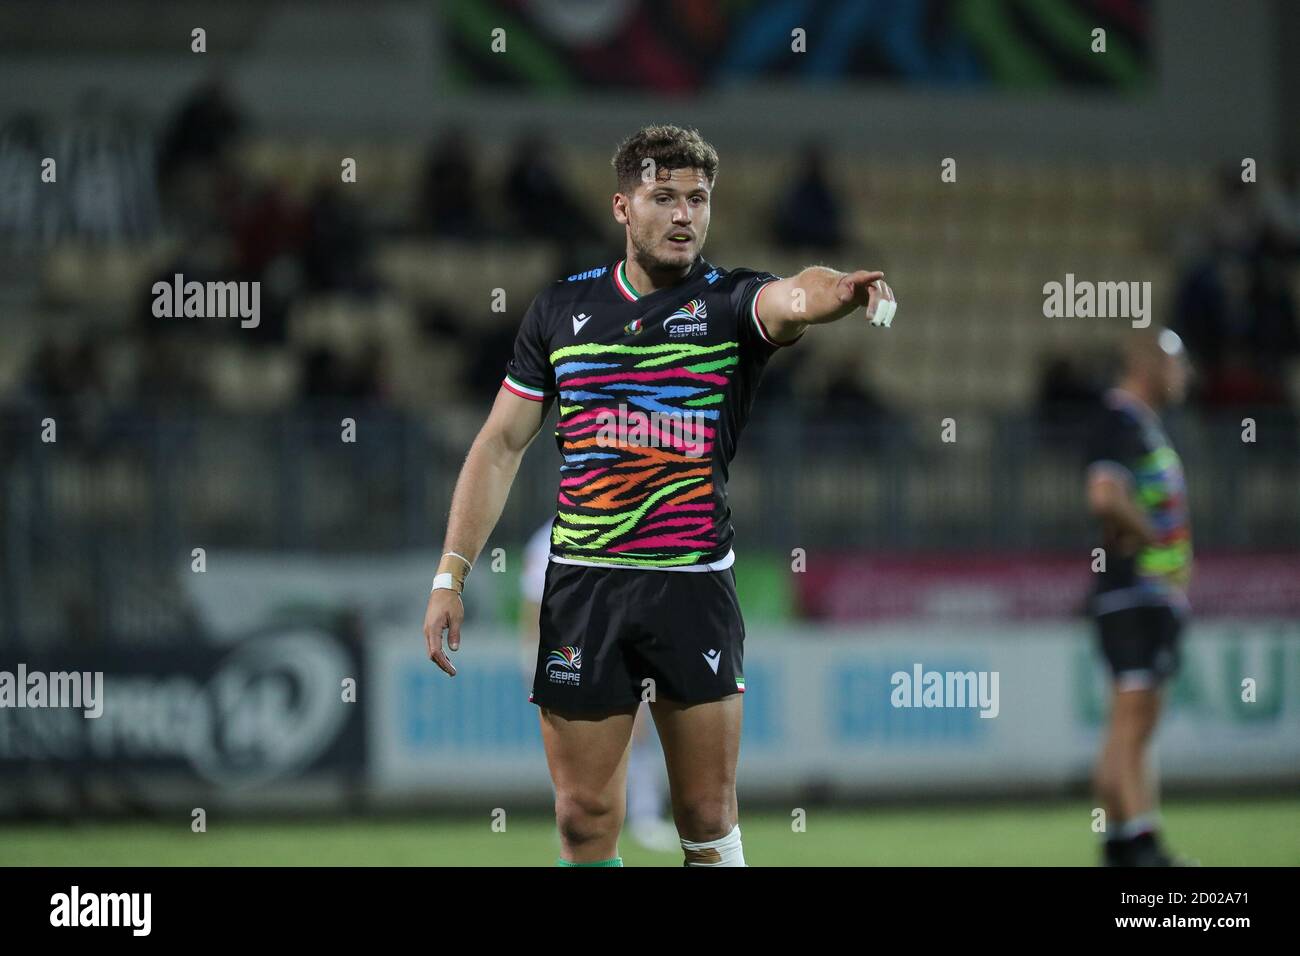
left=0, top=0, right=1297, bottom=866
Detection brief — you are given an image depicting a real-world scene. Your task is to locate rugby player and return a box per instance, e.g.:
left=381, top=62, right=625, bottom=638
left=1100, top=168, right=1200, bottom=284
left=1084, top=328, right=1194, bottom=867
left=423, top=124, right=897, bottom=866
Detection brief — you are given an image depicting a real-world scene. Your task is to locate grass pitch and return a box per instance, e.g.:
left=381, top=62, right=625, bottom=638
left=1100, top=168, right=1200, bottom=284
left=3, top=796, right=1296, bottom=866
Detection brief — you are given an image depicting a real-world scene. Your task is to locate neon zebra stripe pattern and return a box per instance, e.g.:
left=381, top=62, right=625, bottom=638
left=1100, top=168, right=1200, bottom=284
left=549, top=339, right=737, bottom=567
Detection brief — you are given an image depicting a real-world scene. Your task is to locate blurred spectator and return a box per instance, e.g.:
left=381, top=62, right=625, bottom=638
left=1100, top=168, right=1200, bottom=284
left=0, top=93, right=160, bottom=248
left=464, top=323, right=520, bottom=404
left=301, top=342, right=388, bottom=406
left=816, top=354, right=896, bottom=448
left=22, top=336, right=119, bottom=450
left=503, top=131, right=598, bottom=243
left=420, top=127, right=486, bottom=240
left=156, top=77, right=246, bottom=236
left=301, top=183, right=376, bottom=295
left=770, top=142, right=845, bottom=252
left=300, top=183, right=371, bottom=293
left=418, top=299, right=469, bottom=344
left=1037, top=354, right=1100, bottom=426
left=228, top=179, right=306, bottom=344
left=232, top=180, right=306, bottom=278
left=0, top=113, right=49, bottom=248
left=1171, top=165, right=1300, bottom=410
left=1199, top=348, right=1288, bottom=408
left=156, top=77, right=244, bottom=189
left=26, top=337, right=106, bottom=414
left=1035, top=353, right=1103, bottom=454
left=63, top=89, right=161, bottom=243
left=1203, top=162, right=1265, bottom=257
left=1172, top=251, right=1250, bottom=365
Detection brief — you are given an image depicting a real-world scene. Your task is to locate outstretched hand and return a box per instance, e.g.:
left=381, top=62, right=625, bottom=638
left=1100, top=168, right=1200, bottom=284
left=836, top=271, right=898, bottom=327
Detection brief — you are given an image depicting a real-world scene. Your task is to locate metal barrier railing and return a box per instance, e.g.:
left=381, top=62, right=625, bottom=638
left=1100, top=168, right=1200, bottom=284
left=2, top=405, right=1296, bottom=646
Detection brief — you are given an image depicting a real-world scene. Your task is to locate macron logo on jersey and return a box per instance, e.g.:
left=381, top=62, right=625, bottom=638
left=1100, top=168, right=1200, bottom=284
left=572, top=313, right=592, bottom=335
left=702, top=648, right=721, bottom=674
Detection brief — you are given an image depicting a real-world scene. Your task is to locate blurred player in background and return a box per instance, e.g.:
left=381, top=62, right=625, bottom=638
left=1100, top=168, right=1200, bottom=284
left=423, top=124, right=897, bottom=866
left=1084, top=328, right=1194, bottom=866
left=519, top=520, right=679, bottom=852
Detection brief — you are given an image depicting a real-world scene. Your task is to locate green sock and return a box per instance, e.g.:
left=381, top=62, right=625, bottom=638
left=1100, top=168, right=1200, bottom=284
left=557, top=857, right=623, bottom=867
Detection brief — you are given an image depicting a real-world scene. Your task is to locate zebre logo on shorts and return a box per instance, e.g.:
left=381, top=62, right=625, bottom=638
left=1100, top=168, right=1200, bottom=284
left=546, top=646, right=582, bottom=685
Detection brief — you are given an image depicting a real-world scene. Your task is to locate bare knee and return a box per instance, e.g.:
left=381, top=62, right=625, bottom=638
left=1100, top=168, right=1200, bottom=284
left=673, top=795, right=734, bottom=843
left=1095, top=700, right=1155, bottom=807
left=1113, top=689, right=1161, bottom=740
left=1093, top=757, right=1121, bottom=806
left=555, top=788, right=620, bottom=848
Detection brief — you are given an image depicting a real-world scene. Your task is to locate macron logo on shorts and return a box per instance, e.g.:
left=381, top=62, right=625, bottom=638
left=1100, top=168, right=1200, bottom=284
left=702, top=648, right=721, bottom=674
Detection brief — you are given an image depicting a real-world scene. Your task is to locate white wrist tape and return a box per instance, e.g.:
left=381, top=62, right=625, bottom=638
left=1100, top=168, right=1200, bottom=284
left=432, top=572, right=459, bottom=593
left=870, top=298, right=896, bottom=327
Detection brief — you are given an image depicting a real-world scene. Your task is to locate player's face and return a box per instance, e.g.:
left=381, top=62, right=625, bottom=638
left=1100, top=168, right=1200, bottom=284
left=619, top=167, right=711, bottom=271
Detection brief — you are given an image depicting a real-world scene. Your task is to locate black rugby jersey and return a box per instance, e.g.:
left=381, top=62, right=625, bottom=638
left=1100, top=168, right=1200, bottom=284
left=502, top=255, right=803, bottom=570
left=1084, top=388, right=1193, bottom=614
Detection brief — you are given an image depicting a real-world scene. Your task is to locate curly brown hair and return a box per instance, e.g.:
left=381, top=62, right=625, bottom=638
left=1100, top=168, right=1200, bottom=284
left=611, top=125, right=719, bottom=194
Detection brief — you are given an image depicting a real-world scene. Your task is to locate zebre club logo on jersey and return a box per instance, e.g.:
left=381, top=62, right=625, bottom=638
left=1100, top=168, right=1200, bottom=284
left=664, top=298, right=708, bottom=337
left=545, top=646, right=582, bottom=685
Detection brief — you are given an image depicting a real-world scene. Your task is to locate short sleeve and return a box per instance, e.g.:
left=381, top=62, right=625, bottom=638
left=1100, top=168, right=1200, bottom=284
left=1084, top=409, right=1144, bottom=489
left=731, top=268, right=804, bottom=354
left=502, top=293, right=555, bottom=401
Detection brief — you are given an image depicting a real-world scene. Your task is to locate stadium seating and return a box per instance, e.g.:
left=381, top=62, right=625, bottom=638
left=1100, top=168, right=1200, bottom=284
left=22, top=144, right=1287, bottom=416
